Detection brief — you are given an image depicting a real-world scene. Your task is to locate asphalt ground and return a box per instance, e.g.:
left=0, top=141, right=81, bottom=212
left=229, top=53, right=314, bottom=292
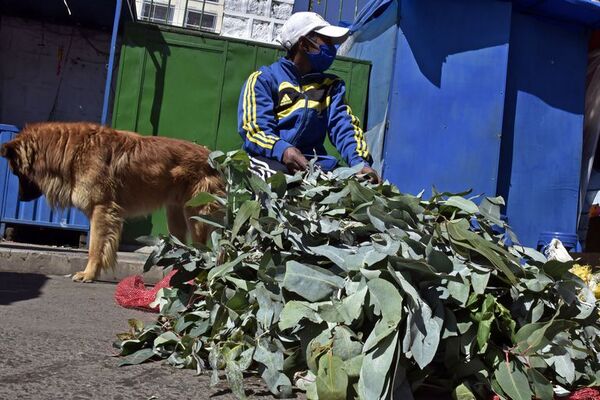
left=0, top=272, right=286, bottom=400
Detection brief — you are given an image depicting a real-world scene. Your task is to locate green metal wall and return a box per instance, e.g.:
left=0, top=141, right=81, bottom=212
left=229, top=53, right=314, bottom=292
left=112, top=22, right=371, bottom=240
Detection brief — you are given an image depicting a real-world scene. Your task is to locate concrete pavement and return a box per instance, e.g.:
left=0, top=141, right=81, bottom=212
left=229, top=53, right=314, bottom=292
left=0, top=241, right=165, bottom=283
left=0, top=272, right=286, bottom=400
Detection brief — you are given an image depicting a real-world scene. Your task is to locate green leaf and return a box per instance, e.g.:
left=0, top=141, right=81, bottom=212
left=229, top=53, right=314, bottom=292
left=392, top=272, right=443, bottom=368
left=282, top=261, right=345, bottom=302
left=494, top=361, right=533, bottom=400
left=366, top=278, right=403, bottom=324
left=446, top=220, right=518, bottom=284
left=527, top=368, right=553, bottom=400
left=253, top=340, right=293, bottom=397
left=316, top=352, right=348, bottom=400
left=358, top=330, right=399, bottom=400
left=478, top=196, right=504, bottom=225
left=343, top=354, right=363, bottom=378
left=320, top=187, right=350, bottom=205
left=154, top=331, right=180, bottom=347
left=445, top=196, right=479, bottom=214
left=118, top=348, right=155, bottom=366
left=471, top=269, right=490, bottom=295
left=542, top=260, right=575, bottom=279
left=279, top=301, right=322, bottom=330
left=231, top=200, right=260, bottom=238
left=225, top=357, right=247, bottom=400
left=514, top=318, right=576, bottom=353
left=331, top=326, right=363, bottom=361
left=452, top=383, right=476, bottom=400
left=207, top=253, right=249, bottom=282
left=190, top=214, right=225, bottom=228
left=186, top=192, right=225, bottom=207
left=548, top=353, right=575, bottom=383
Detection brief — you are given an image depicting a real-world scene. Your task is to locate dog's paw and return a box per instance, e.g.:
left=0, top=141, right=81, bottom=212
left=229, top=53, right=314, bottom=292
left=72, top=271, right=94, bottom=283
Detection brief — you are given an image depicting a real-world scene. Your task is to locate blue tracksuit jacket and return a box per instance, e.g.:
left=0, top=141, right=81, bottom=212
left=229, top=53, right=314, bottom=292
left=237, top=57, right=371, bottom=167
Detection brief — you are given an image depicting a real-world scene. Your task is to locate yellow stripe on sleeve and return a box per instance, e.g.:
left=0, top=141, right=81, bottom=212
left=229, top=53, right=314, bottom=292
left=242, top=71, right=275, bottom=149
left=346, top=105, right=368, bottom=158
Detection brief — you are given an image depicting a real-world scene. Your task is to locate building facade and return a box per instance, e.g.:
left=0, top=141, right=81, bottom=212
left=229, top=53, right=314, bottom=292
left=134, top=0, right=294, bottom=43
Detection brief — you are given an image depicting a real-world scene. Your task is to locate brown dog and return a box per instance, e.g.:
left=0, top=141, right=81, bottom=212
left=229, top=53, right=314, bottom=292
left=0, top=122, right=223, bottom=282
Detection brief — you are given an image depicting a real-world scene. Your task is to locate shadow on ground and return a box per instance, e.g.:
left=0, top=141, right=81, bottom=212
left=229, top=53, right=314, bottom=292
left=0, top=272, right=49, bottom=305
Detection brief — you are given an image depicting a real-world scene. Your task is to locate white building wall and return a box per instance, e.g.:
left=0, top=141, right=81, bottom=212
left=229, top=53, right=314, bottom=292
left=133, top=0, right=294, bottom=44
left=135, top=0, right=225, bottom=33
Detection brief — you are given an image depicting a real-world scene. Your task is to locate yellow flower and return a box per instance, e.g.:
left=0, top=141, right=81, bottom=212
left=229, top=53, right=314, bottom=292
left=594, top=285, right=600, bottom=300
left=570, top=264, right=592, bottom=285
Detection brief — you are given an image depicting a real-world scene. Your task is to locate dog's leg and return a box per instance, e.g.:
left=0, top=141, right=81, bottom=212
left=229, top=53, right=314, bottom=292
left=73, top=203, right=123, bottom=283
left=185, top=204, right=220, bottom=246
left=167, top=204, right=188, bottom=243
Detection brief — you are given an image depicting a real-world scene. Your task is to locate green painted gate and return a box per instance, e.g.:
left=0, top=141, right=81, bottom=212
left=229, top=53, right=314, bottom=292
left=112, top=22, right=371, bottom=240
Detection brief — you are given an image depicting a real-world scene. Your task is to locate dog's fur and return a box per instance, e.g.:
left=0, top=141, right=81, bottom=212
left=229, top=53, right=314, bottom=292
left=1, top=122, right=223, bottom=282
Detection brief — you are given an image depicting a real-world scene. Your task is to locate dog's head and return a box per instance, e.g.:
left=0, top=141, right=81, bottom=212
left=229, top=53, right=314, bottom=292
left=1, top=139, right=43, bottom=202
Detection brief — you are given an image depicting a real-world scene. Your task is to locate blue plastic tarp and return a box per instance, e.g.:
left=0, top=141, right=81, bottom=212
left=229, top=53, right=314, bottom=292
left=348, top=0, right=394, bottom=33
left=339, top=0, right=399, bottom=172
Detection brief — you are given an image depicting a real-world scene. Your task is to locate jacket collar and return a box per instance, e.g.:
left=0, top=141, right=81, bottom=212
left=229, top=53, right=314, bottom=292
left=278, top=57, right=326, bottom=82
left=278, top=57, right=302, bottom=81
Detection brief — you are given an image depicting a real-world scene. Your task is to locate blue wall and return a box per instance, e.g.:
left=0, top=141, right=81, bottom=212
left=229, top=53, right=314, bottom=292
left=384, top=0, right=512, bottom=198
left=293, top=0, right=371, bottom=25
left=498, top=12, right=587, bottom=246
left=296, top=0, right=594, bottom=247
left=0, top=126, right=89, bottom=236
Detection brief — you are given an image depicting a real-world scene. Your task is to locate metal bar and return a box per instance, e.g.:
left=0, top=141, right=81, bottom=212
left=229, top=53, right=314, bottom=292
left=166, top=0, right=172, bottom=23
left=149, top=0, right=155, bottom=20
left=200, top=0, right=207, bottom=31
left=100, top=0, right=123, bottom=125
left=183, top=0, right=190, bottom=27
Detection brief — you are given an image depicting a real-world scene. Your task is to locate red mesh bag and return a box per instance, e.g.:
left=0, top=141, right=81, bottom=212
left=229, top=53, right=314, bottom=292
left=114, top=270, right=177, bottom=311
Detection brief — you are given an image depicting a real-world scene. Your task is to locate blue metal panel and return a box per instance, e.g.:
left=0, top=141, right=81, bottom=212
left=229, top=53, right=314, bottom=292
left=324, top=0, right=343, bottom=25
left=293, top=0, right=369, bottom=25
left=0, top=128, right=89, bottom=232
left=0, top=125, right=19, bottom=222
left=292, top=0, right=311, bottom=13
left=497, top=12, right=587, bottom=247
left=512, top=0, right=600, bottom=28
left=383, top=0, right=512, bottom=198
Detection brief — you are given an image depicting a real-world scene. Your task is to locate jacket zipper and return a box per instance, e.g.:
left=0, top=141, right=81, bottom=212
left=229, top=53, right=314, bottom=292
left=289, top=72, right=309, bottom=147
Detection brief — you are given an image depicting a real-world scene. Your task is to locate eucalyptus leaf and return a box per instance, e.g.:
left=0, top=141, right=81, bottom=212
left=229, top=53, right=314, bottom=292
left=316, top=352, right=348, bottom=400
left=282, top=261, right=345, bottom=302
left=117, top=149, right=600, bottom=400
left=494, top=361, right=533, bottom=400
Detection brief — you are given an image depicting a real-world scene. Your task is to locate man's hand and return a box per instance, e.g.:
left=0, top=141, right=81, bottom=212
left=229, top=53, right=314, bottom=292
left=359, top=166, right=381, bottom=184
left=282, top=147, right=309, bottom=173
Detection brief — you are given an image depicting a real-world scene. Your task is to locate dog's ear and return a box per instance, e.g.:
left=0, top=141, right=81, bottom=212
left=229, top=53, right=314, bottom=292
left=0, top=142, right=14, bottom=159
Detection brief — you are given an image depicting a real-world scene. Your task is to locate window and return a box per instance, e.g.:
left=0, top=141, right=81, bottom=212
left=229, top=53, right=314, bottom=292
left=140, top=1, right=175, bottom=24
left=185, top=10, right=218, bottom=31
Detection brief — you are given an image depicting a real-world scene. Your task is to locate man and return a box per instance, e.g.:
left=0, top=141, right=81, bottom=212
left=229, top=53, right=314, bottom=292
left=237, top=12, right=380, bottom=183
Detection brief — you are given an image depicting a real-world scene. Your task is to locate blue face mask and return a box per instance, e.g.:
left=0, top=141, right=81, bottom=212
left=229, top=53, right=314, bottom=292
left=305, top=41, right=337, bottom=73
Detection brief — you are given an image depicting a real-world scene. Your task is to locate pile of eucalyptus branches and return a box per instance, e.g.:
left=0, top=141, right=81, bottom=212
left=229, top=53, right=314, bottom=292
left=116, top=151, right=600, bottom=400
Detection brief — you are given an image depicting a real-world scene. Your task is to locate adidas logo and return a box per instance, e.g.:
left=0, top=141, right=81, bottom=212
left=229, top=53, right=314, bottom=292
left=280, top=94, right=293, bottom=106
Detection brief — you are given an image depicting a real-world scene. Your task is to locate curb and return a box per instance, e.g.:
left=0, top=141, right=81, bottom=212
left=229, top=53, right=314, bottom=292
left=0, top=242, right=167, bottom=284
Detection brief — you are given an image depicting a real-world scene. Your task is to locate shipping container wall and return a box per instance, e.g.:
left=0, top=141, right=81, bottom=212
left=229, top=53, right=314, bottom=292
left=0, top=125, right=89, bottom=237
left=383, top=0, right=512, bottom=198
left=497, top=12, right=587, bottom=247
left=112, top=23, right=371, bottom=240
left=293, top=0, right=371, bottom=26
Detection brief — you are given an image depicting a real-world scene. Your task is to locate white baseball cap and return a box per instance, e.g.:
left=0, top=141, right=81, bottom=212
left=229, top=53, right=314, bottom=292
left=278, top=12, right=350, bottom=50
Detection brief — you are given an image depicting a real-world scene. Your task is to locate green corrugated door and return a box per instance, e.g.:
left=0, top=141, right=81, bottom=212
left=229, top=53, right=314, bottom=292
left=113, top=23, right=371, bottom=240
